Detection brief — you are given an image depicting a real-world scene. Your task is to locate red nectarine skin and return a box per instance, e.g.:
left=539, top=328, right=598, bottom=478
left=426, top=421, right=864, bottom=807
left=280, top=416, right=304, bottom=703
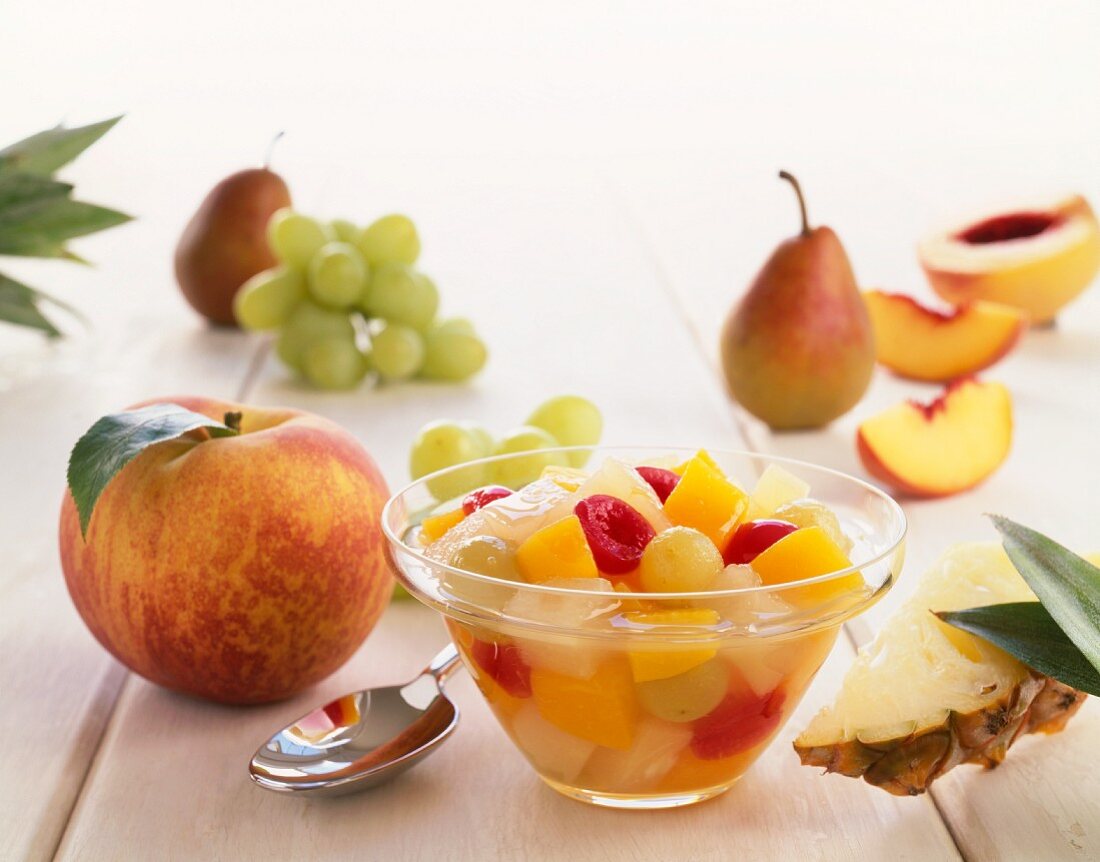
left=59, top=396, right=392, bottom=704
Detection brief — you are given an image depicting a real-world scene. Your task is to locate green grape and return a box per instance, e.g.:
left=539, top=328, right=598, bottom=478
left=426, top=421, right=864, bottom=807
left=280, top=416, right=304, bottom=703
left=267, top=209, right=333, bottom=268
left=356, top=214, right=420, bottom=267
left=461, top=421, right=494, bottom=457
left=371, top=322, right=425, bottom=381
left=308, top=241, right=368, bottom=309
left=233, top=267, right=306, bottom=331
left=636, top=659, right=729, bottom=722
left=490, top=426, right=568, bottom=489
left=450, top=536, right=522, bottom=581
left=435, top=317, right=475, bottom=336
left=420, top=325, right=488, bottom=382
left=361, top=263, right=438, bottom=330
left=301, top=336, right=369, bottom=390
left=410, top=420, right=490, bottom=501
left=638, top=526, right=723, bottom=592
left=526, top=395, right=602, bottom=468
left=275, top=301, right=357, bottom=372
left=330, top=218, right=359, bottom=244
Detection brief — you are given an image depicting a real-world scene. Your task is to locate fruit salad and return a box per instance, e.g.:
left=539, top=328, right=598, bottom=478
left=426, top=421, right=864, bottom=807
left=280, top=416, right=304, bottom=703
left=387, top=449, right=903, bottom=808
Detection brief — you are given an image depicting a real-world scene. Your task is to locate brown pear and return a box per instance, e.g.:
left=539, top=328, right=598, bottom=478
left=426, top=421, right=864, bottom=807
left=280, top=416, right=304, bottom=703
left=720, top=172, right=875, bottom=430
left=174, top=168, right=291, bottom=326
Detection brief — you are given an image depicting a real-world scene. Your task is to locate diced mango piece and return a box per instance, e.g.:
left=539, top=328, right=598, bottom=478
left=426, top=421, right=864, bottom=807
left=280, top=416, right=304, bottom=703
left=531, top=660, right=638, bottom=750
left=515, top=515, right=599, bottom=584
left=655, top=746, right=757, bottom=792
left=623, top=609, right=721, bottom=681
left=421, top=507, right=466, bottom=543
left=663, top=455, right=747, bottom=550
left=672, top=448, right=722, bottom=477
left=749, top=526, right=862, bottom=606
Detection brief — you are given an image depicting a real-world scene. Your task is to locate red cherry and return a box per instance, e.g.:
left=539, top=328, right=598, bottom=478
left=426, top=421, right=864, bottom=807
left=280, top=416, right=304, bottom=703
left=636, top=466, right=681, bottom=503
left=462, top=485, right=514, bottom=515
left=470, top=638, right=531, bottom=698
left=691, top=686, right=786, bottom=760
left=573, top=494, right=656, bottom=575
left=723, top=519, right=799, bottom=565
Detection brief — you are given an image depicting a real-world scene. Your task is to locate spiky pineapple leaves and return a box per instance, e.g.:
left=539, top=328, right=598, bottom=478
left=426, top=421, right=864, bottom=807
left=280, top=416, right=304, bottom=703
left=938, top=515, right=1100, bottom=697
left=0, top=116, right=131, bottom=336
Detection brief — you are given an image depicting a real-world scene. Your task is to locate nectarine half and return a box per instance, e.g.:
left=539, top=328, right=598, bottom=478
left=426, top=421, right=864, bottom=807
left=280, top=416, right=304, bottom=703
left=919, top=195, right=1100, bottom=323
left=856, top=378, right=1012, bottom=498
left=864, top=291, right=1025, bottom=382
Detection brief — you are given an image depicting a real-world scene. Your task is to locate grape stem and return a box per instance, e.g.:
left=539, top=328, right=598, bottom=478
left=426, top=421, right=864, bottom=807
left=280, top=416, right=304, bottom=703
left=263, top=131, right=285, bottom=170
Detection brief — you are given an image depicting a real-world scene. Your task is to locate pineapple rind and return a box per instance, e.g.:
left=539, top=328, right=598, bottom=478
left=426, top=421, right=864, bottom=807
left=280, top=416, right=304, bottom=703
left=793, top=542, right=1089, bottom=795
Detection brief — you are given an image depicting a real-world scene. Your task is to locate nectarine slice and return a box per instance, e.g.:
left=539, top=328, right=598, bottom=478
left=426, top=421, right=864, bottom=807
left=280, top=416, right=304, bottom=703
left=864, top=291, right=1025, bottom=382
left=918, top=195, right=1100, bottom=323
left=857, top=378, right=1012, bottom=497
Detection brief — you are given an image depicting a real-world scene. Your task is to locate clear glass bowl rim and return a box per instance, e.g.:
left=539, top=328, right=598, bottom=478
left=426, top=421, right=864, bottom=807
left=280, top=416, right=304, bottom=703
left=381, top=445, right=907, bottom=604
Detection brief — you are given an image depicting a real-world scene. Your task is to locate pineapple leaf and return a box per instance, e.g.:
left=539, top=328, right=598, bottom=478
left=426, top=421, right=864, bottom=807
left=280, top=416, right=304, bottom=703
left=937, top=603, right=1100, bottom=697
left=989, top=515, right=1100, bottom=678
left=0, top=273, right=67, bottom=335
left=0, top=173, right=131, bottom=258
left=67, top=404, right=241, bottom=537
left=0, top=116, right=123, bottom=177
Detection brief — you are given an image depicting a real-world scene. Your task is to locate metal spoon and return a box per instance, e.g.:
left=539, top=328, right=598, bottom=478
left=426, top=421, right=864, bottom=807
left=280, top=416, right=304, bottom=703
left=249, top=643, right=463, bottom=797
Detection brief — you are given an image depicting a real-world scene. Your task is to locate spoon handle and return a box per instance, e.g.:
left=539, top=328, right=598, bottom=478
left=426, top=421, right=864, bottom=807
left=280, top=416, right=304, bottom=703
left=424, top=642, right=463, bottom=685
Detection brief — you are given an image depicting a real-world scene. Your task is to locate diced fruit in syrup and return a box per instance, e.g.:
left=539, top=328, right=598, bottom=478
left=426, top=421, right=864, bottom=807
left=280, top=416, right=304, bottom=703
left=635, top=466, right=681, bottom=503
left=420, top=507, right=466, bottom=543
left=515, top=515, right=599, bottom=583
left=636, top=658, right=729, bottom=722
left=573, top=494, right=656, bottom=575
left=623, top=609, right=721, bottom=681
left=723, top=519, right=799, bottom=565
left=749, top=525, right=862, bottom=606
left=470, top=639, right=532, bottom=698
left=449, top=535, right=522, bottom=581
left=663, top=454, right=748, bottom=550
left=540, top=464, right=589, bottom=491
left=462, top=485, right=514, bottom=515
left=580, top=718, right=692, bottom=791
left=510, top=705, right=597, bottom=783
left=638, top=526, right=724, bottom=592
left=423, top=476, right=577, bottom=564
left=671, top=449, right=722, bottom=476
left=691, top=679, right=786, bottom=760
left=530, top=660, right=638, bottom=750
left=504, top=577, right=616, bottom=628
left=505, top=578, right=616, bottom=678
left=576, top=458, right=671, bottom=534
left=774, top=499, right=854, bottom=553
left=747, top=464, right=810, bottom=518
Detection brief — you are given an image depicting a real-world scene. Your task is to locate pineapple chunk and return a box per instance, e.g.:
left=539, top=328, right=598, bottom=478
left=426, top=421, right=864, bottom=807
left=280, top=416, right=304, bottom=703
left=747, top=464, right=810, bottom=519
left=795, top=542, right=1088, bottom=795
left=575, top=458, right=671, bottom=533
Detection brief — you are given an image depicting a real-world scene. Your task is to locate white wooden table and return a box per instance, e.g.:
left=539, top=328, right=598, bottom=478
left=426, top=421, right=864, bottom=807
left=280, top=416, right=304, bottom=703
left=3, top=3, right=1100, bottom=859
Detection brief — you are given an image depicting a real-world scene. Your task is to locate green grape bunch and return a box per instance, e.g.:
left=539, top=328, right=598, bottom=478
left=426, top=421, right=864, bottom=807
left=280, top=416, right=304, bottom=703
left=409, top=395, right=604, bottom=502
left=235, top=210, right=488, bottom=391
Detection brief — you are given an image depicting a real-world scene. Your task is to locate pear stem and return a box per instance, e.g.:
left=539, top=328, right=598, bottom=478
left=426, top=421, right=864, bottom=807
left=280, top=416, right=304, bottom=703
left=263, top=131, right=285, bottom=170
left=778, top=170, right=811, bottom=237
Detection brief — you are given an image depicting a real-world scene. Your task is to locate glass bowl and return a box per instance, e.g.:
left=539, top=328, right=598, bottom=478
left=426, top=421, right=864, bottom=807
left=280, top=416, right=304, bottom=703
left=382, top=447, right=906, bottom=809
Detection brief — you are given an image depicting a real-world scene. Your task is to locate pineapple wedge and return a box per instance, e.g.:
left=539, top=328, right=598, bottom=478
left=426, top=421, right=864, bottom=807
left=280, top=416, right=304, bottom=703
left=794, top=542, right=1087, bottom=796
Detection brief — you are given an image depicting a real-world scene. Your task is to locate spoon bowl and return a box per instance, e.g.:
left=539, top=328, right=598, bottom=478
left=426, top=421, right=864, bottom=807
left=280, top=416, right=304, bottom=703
left=249, top=643, right=462, bottom=797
